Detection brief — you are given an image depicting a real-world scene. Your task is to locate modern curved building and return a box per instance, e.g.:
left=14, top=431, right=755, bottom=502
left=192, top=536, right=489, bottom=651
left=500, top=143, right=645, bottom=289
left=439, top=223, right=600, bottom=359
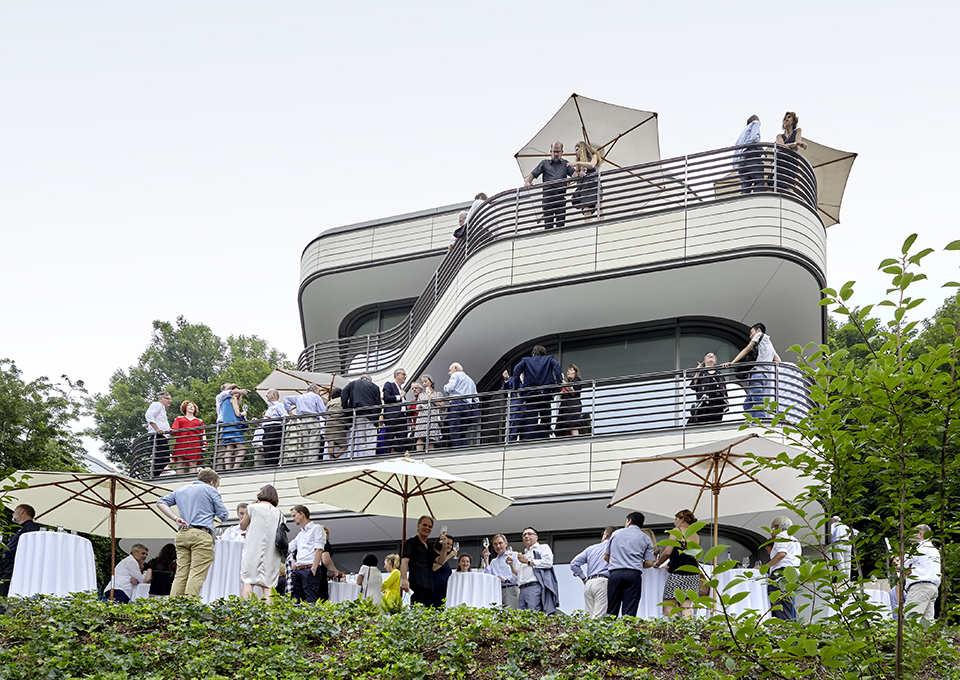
left=133, top=118, right=855, bottom=579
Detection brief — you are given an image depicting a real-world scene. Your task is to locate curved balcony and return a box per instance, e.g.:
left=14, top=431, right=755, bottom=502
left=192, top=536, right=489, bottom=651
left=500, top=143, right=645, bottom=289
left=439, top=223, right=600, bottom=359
left=298, top=144, right=821, bottom=375
left=129, top=362, right=811, bottom=481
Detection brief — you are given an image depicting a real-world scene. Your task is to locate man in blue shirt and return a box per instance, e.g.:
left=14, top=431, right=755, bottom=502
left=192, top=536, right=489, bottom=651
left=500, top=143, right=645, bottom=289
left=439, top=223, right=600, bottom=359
left=444, top=363, right=478, bottom=447
left=523, top=141, right=575, bottom=230
left=156, top=468, right=229, bottom=597
left=735, top=115, right=767, bottom=194
left=604, top=512, right=656, bottom=617
left=570, top=525, right=617, bottom=617
left=513, top=345, right=563, bottom=440
left=283, top=383, right=327, bottom=462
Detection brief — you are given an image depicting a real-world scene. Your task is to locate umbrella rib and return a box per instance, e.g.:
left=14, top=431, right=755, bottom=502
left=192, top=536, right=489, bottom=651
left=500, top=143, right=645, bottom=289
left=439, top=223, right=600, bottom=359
left=426, top=480, right=501, bottom=516
left=812, top=154, right=856, bottom=169
left=594, top=113, right=657, bottom=152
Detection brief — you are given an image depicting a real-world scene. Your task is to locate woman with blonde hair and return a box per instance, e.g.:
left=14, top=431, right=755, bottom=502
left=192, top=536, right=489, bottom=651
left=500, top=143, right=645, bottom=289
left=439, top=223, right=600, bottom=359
left=239, top=484, right=284, bottom=603
left=382, top=553, right=402, bottom=607
left=570, top=141, right=602, bottom=220
left=654, top=509, right=702, bottom=617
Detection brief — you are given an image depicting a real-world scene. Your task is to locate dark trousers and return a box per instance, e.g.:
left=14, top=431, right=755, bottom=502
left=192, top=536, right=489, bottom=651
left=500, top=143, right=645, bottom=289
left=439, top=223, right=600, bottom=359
left=520, top=392, right=553, bottom=440
left=263, top=423, right=283, bottom=466
left=410, top=584, right=435, bottom=607
left=449, top=402, right=477, bottom=447
left=541, top=188, right=567, bottom=229
left=767, top=572, right=797, bottom=621
left=738, top=150, right=768, bottom=194
left=290, top=568, right=321, bottom=603
left=606, top=568, right=643, bottom=617
left=152, top=433, right=170, bottom=477
left=383, top=409, right=408, bottom=452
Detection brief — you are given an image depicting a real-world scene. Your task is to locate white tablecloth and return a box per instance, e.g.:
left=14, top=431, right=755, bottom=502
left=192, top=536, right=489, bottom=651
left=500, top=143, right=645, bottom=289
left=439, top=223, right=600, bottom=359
left=131, top=583, right=152, bottom=600
left=10, top=531, right=96, bottom=597
left=704, top=567, right=770, bottom=619
left=199, top=539, right=245, bottom=603
left=636, top=568, right=669, bottom=619
left=863, top=589, right=893, bottom=618
left=328, top=581, right=360, bottom=604
left=446, top=572, right=502, bottom=608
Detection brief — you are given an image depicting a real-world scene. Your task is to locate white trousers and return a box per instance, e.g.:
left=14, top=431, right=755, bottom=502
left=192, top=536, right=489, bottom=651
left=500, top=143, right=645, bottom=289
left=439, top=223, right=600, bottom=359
left=349, top=417, right=377, bottom=458
left=583, top=576, right=608, bottom=617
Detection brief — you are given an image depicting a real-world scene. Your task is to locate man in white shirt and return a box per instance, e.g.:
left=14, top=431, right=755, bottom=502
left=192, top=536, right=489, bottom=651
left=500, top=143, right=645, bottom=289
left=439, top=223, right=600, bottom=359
left=145, top=392, right=172, bottom=477
left=482, top=533, right=519, bottom=609
left=107, top=543, right=149, bottom=603
left=724, top=323, right=782, bottom=418
left=221, top=503, right=248, bottom=542
left=506, top=527, right=559, bottom=614
left=897, top=524, right=941, bottom=622
left=766, top=515, right=802, bottom=621
left=288, top=505, right=325, bottom=603
left=828, top=516, right=854, bottom=579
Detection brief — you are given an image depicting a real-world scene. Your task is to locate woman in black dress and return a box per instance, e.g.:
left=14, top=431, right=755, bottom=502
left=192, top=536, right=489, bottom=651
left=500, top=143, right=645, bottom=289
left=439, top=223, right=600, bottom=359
left=557, top=364, right=584, bottom=436
left=775, top=111, right=807, bottom=196
left=570, top=142, right=602, bottom=220
left=145, top=543, right=177, bottom=598
left=687, top=352, right=728, bottom=425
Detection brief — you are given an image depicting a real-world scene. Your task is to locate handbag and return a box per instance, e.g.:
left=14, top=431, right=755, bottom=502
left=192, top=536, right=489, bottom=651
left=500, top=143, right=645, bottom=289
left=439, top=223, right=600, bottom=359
left=275, top=514, right=289, bottom=557
left=732, top=333, right=762, bottom=384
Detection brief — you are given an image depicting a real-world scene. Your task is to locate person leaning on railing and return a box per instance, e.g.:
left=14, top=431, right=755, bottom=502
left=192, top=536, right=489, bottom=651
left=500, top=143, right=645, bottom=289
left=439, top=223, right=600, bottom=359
left=261, top=389, right=287, bottom=466
left=523, top=141, right=575, bottom=230
left=775, top=111, right=807, bottom=196
left=723, top=323, right=781, bottom=418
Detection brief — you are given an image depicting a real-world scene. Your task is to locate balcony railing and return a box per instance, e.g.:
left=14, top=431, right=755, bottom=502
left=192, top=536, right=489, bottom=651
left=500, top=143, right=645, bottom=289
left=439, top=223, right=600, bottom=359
left=298, top=143, right=818, bottom=374
left=130, top=362, right=811, bottom=480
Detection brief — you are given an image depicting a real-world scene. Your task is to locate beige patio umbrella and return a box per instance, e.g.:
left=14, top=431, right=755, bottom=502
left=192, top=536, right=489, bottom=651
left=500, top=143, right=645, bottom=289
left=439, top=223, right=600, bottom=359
left=3, top=471, right=177, bottom=598
left=799, top=139, right=857, bottom=227
left=607, top=433, right=808, bottom=556
left=297, top=454, right=514, bottom=545
left=515, top=93, right=660, bottom=177
left=255, top=367, right=349, bottom=402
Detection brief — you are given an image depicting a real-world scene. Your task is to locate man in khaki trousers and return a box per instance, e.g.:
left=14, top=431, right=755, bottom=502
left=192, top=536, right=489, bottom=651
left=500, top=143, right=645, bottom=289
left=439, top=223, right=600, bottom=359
left=157, top=468, right=229, bottom=597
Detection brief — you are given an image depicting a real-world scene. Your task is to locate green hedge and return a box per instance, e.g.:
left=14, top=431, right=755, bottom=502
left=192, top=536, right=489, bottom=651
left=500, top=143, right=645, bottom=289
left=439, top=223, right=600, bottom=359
left=1, top=594, right=959, bottom=680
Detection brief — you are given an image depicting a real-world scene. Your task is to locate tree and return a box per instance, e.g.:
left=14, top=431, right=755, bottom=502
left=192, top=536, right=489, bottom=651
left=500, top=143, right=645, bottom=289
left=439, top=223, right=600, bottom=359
left=0, top=359, right=87, bottom=472
left=86, top=317, right=293, bottom=471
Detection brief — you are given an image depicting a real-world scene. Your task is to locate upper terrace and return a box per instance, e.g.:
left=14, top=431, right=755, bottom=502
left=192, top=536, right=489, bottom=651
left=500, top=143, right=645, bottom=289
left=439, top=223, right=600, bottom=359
left=298, top=143, right=826, bottom=380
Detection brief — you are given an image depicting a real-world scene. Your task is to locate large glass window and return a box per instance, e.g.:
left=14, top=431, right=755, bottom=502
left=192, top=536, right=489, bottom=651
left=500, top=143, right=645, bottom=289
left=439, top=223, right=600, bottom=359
left=341, top=302, right=414, bottom=338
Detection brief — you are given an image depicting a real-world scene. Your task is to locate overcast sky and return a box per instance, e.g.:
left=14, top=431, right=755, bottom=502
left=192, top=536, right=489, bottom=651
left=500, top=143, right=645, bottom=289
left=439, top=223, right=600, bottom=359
left=2, top=2, right=958, bottom=460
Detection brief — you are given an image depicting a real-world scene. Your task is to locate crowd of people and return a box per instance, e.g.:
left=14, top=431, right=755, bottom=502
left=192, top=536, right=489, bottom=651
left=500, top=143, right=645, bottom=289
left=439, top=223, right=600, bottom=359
left=141, top=325, right=790, bottom=475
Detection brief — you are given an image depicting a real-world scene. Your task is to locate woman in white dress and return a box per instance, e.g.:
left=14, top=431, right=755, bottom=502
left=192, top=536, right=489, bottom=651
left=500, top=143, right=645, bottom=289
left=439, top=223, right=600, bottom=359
left=356, top=553, right=383, bottom=605
left=239, top=484, right=284, bottom=603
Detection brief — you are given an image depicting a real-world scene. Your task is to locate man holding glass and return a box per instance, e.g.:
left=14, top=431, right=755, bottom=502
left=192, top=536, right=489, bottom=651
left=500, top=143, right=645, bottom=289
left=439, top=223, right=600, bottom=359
left=482, top=533, right=519, bottom=609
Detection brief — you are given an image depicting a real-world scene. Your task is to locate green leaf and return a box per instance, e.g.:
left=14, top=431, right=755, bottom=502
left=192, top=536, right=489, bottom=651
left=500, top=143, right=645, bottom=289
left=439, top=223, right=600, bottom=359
left=901, top=233, right=918, bottom=254
left=945, top=239, right=960, bottom=250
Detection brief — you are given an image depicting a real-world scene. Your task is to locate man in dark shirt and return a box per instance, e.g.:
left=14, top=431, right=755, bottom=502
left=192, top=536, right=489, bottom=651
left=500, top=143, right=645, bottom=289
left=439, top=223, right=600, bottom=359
left=342, top=375, right=383, bottom=457
left=0, top=504, right=40, bottom=597
left=382, top=368, right=408, bottom=454
left=524, top=141, right=574, bottom=230
left=400, top=515, right=440, bottom=607
left=513, top=345, right=564, bottom=440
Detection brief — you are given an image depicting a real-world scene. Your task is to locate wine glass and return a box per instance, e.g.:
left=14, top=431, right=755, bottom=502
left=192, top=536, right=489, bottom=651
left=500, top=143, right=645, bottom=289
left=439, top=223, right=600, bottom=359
left=741, top=556, right=750, bottom=569
left=453, top=541, right=460, bottom=552
left=440, top=525, right=447, bottom=536
left=482, top=536, right=490, bottom=549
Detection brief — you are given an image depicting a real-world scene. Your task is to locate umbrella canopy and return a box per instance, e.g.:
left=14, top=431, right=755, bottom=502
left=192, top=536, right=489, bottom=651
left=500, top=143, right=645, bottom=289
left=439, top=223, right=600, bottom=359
left=3, top=471, right=178, bottom=598
left=799, top=138, right=857, bottom=227
left=297, top=455, right=514, bottom=545
left=607, top=433, right=808, bottom=551
left=255, top=367, right=349, bottom=402
left=515, top=93, right=660, bottom=177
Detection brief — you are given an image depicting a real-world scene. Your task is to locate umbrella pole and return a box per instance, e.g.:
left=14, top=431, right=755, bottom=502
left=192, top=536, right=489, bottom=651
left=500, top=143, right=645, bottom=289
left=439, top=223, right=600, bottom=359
left=109, top=477, right=117, bottom=602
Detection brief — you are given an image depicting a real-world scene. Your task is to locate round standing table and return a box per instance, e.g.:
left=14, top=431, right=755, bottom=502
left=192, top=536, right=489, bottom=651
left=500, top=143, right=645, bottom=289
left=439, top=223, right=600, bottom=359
left=446, top=572, right=502, bottom=608
left=9, top=531, right=96, bottom=598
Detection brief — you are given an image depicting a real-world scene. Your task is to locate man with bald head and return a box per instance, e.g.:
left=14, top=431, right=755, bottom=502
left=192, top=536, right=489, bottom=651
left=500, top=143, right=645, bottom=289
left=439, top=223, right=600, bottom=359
left=523, top=141, right=575, bottom=230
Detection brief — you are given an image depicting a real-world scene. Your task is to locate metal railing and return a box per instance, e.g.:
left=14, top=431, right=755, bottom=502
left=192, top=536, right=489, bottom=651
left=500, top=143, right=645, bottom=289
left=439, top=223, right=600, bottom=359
left=129, top=362, right=811, bottom=480
left=298, top=143, right=818, bottom=374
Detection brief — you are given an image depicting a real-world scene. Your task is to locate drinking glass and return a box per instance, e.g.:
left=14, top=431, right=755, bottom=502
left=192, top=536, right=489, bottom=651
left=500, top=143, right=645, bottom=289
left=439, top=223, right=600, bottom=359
left=453, top=542, right=460, bottom=552
left=440, top=525, right=447, bottom=536
left=741, top=556, right=750, bottom=569
left=482, top=537, right=490, bottom=548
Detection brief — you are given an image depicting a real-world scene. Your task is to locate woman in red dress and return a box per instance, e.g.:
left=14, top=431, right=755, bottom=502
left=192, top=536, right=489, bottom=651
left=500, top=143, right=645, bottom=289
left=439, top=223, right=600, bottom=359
left=171, top=401, right=206, bottom=474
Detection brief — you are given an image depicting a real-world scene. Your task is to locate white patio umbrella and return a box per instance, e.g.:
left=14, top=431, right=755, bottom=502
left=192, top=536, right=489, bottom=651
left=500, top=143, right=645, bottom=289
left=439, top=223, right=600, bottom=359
left=3, top=471, right=178, bottom=598
left=255, top=367, right=349, bottom=402
left=799, top=139, right=858, bottom=227
left=297, top=455, right=514, bottom=545
left=515, top=93, right=660, bottom=177
left=607, top=433, right=808, bottom=553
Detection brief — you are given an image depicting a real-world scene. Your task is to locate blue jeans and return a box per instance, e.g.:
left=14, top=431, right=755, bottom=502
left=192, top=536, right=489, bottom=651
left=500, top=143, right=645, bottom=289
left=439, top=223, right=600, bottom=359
left=767, top=573, right=797, bottom=621
left=743, top=371, right=771, bottom=416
